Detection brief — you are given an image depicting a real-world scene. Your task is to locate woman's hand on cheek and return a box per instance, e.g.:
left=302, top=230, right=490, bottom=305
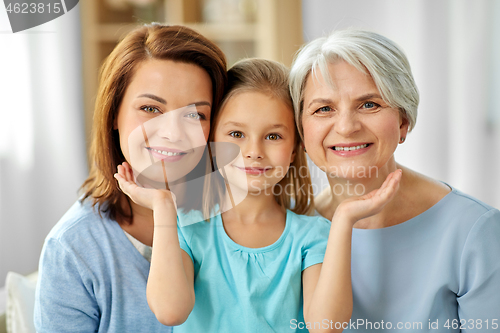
left=114, top=162, right=177, bottom=212
left=334, top=169, right=402, bottom=225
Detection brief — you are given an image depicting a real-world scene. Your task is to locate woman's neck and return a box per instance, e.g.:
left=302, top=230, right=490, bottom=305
left=117, top=181, right=185, bottom=247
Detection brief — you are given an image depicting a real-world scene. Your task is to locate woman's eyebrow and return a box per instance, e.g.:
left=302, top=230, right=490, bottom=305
left=191, top=101, right=211, bottom=107
left=137, top=93, right=166, bottom=105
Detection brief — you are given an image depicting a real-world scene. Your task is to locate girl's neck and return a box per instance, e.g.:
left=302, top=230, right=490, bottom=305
left=221, top=188, right=283, bottom=225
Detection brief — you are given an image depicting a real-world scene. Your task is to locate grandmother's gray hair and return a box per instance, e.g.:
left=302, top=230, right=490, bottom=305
left=289, top=29, right=419, bottom=138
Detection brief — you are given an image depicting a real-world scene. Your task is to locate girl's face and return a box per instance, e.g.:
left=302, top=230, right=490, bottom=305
left=115, top=59, right=212, bottom=186
left=214, top=91, right=296, bottom=194
left=301, top=60, right=408, bottom=180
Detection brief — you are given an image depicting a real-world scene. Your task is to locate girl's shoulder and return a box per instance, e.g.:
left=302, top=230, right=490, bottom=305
left=286, top=209, right=331, bottom=235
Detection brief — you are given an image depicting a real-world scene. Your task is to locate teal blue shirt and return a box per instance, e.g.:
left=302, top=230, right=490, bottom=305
left=176, top=210, right=331, bottom=333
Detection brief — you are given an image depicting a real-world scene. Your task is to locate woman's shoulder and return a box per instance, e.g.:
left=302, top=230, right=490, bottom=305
left=46, top=199, right=111, bottom=244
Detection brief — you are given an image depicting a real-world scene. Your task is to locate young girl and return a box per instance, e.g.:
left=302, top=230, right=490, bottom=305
left=116, top=58, right=401, bottom=332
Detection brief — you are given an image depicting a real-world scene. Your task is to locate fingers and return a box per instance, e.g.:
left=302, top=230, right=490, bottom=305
left=114, top=162, right=137, bottom=195
left=377, top=169, right=402, bottom=202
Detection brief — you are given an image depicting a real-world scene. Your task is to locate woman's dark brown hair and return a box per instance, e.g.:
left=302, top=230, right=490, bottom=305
left=80, top=23, right=227, bottom=223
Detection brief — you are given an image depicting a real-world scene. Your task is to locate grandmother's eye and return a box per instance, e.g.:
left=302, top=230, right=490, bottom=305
left=362, top=102, right=379, bottom=109
left=317, top=106, right=332, bottom=113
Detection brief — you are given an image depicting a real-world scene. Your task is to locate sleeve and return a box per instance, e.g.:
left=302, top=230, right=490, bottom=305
left=301, top=217, right=331, bottom=271
left=457, top=208, right=500, bottom=332
left=34, top=238, right=99, bottom=333
left=177, top=225, right=194, bottom=261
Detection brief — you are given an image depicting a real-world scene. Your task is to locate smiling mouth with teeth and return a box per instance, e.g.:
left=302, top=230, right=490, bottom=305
left=332, top=143, right=370, bottom=151
left=146, top=147, right=186, bottom=156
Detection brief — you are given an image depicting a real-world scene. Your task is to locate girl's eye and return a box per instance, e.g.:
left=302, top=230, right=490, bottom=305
left=229, top=131, right=244, bottom=139
left=315, top=106, right=332, bottom=113
left=266, top=133, right=281, bottom=141
left=185, top=112, right=206, bottom=120
left=141, top=106, right=161, bottom=114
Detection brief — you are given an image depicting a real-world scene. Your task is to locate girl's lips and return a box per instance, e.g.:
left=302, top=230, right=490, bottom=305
left=146, top=147, right=187, bottom=162
left=234, top=166, right=271, bottom=175
left=329, top=143, right=372, bottom=157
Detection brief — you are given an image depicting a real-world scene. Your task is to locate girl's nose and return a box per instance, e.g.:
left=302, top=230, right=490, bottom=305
left=244, top=139, right=264, bottom=160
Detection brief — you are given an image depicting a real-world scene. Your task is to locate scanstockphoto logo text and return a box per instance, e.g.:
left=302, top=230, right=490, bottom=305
left=3, top=0, right=79, bottom=33
left=246, top=165, right=380, bottom=197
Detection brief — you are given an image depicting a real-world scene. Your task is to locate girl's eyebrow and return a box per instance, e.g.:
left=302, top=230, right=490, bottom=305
left=222, top=121, right=289, bottom=130
left=222, top=121, right=245, bottom=127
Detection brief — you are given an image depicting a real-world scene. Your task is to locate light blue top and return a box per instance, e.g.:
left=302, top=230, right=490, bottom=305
left=176, top=209, right=331, bottom=333
left=341, top=187, right=500, bottom=332
left=34, top=200, right=172, bottom=333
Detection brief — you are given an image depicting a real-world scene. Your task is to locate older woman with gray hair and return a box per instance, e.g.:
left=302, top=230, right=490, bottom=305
left=290, top=30, right=500, bottom=331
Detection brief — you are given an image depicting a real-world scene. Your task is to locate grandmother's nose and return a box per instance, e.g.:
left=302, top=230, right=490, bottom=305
left=334, top=111, right=361, bottom=137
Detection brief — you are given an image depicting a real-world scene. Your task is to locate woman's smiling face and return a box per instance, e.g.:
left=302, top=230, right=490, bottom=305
left=115, top=59, right=213, bottom=184
left=301, top=60, right=408, bottom=180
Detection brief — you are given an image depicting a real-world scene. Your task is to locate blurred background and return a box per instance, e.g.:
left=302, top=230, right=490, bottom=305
left=0, top=0, right=499, bottom=287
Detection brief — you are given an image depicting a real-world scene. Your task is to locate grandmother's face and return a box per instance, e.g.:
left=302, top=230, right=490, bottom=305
left=301, top=61, right=408, bottom=180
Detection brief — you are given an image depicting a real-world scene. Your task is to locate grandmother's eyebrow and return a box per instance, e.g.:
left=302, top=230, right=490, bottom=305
left=354, top=93, right=383, bottom=102
left=307, top=98, right=333, bottom=109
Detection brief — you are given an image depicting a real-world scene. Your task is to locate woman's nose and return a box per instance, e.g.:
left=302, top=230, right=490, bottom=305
left=156, top=113, right=183, bottom=142
left=334, top=110, right=361, bottom=137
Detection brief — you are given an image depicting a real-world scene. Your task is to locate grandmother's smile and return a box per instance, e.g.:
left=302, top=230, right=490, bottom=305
left=329, top=142, right=372, bottom=157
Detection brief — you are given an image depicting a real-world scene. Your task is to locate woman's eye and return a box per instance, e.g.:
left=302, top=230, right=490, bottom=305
left=266, top=133, right=281, bottom=140
left=141, top=106, right=161, bottom=114
left=185, top=112, right=206, bottom=120
left=229, top=131, right=244, bottom=139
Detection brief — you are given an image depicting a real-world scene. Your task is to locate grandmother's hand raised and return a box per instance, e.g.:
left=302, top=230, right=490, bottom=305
left=114, top=162, right=177, bottom=211
left=334, top=169, right=402, bottom=225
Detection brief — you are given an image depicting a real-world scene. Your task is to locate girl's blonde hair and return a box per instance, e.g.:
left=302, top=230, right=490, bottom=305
left=204, top=58, right=314, bottom=217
